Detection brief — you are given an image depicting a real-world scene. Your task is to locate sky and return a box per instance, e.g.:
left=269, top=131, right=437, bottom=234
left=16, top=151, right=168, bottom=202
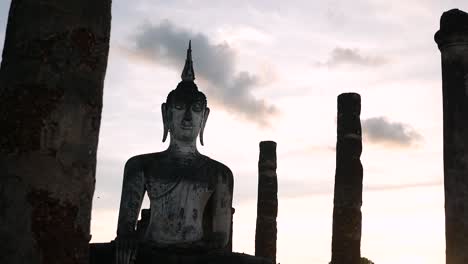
left=1, top=1, right=468, bottom=263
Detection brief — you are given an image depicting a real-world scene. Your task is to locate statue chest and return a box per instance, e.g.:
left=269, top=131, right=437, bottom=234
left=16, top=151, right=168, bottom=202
left=143, top=174, right=214, bottom=243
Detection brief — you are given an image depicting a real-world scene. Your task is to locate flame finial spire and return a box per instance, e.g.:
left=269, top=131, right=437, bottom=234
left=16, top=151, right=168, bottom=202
left=181, top=40, right=195, bottom=81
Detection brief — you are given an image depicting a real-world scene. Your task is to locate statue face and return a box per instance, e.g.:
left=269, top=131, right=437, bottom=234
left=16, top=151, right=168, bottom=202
left=166, top=97, right=207, bottom=143
left=162, top=81, right=210, bottom=145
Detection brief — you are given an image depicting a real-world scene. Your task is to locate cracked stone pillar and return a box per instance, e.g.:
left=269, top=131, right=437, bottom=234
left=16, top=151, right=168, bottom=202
left=227, top=207, right=235, bottom=252
left=434, top=8, right=468, bottom=264
left=0, top=1, right=111, bottom=264
left=255, top=141, right=278, bottom=263
left=331, top=93, right=363, bottom=264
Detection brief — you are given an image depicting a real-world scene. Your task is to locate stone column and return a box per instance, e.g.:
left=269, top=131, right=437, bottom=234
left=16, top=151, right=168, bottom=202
left=434, top=8, right=468, bottom=264
left=0, top=1, right=111, bottom=264
left=255, top=141, right=278, bottom=263
left=331, top=93, right=363, bottom=264
left=227, top=207, right=235, bottom=252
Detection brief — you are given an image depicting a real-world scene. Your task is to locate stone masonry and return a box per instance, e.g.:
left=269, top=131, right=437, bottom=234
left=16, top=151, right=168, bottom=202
left=434, top=8, right=468, bottom=264
left=255, top=141, right=278, bottom=263
left=331, top=93, right=363, bottom=264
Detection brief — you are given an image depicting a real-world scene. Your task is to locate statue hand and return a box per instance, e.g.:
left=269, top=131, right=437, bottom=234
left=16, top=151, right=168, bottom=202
left=172, top=232, right=227, bottom=252
left=114, top=236, right=138, bottom=264
left=203, top=232, right=227, bottom=250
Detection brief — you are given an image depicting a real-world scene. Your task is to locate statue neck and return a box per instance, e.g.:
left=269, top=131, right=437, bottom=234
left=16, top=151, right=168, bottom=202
left=167, top=138, right=199, bottom=158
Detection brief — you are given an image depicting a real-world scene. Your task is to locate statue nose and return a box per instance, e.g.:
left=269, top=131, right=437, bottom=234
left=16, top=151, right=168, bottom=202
left=183, top=108, right=192, bottom=121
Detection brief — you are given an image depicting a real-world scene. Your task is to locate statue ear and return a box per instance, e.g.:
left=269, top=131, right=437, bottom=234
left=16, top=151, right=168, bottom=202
left=162, top=103, right=169, bottom=142
left=199, top=107, right=210, bottom=146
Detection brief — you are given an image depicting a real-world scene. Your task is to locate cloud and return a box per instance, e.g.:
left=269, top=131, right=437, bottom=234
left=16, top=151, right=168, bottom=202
left=362, top=117, right=422, bottom=147
left=316, top=47, right=388, bottom=67
left=124, top=20, right=278, bottom=126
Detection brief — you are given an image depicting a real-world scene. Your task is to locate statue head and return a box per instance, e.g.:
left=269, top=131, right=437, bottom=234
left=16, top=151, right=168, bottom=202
left=162, top=41, right=210, bottom=146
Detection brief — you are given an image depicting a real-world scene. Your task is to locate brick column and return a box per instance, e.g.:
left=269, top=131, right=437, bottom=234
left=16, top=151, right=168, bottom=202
left=331, top=93, right=363, bottom=264
left=255, top=141, right=278, bottom=263
left=434, top=8, right=468, bottom=264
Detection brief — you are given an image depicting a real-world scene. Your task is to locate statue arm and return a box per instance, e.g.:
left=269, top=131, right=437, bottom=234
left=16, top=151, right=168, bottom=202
left=116, top=156, right=146, bottom=239
left=208, top=167, right=234, bottom=248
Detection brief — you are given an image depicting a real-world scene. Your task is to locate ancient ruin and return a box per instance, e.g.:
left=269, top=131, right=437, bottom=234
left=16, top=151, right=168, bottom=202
left=0, top=1, right=111, bottom=263
left=434, top=8, right=468, bottom=264
left=114, top=41, right=233, bottom=263
left=90, top=43, right=275, bottom=264
left=2, top=1, right=467, bottom=263
left=331, top=93, right=363, bottom=264
left=255, top=141, right=278, bottom=263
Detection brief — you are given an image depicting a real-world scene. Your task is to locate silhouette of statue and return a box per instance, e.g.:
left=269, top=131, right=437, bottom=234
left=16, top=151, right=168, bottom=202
left=114, top=41, right=233, bottom=264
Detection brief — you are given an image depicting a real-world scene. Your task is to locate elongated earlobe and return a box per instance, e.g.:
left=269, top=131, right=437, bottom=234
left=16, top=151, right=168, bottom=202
left=162, top=103, right=169, bottom=142
left=199, top=107, right=210, bottom=146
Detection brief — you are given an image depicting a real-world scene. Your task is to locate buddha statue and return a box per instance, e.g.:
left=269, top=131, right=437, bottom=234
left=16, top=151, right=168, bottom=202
left=114, top=41, right=234, bottom=264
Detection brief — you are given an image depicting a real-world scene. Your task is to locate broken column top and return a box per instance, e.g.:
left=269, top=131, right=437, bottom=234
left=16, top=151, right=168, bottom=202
left=434, top=8, right=468, bottom=49
left=259, top=141, right=277, bottom=163
left=338, top=93, right=361, bottom=116
left=260, top=141, right=277, bottom=151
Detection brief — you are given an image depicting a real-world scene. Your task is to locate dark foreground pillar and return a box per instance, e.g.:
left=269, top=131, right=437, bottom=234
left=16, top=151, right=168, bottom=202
left=255, top=141, right=278, bottom=263
left=331, top=93, right=363, bottom=264
left=434, top=8, right=468, bottom=264
left=0, top=1, right=111, bottom=264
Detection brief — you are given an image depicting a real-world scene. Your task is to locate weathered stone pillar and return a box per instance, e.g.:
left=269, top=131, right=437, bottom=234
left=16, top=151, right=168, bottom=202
left=227, top=207, right=235, bottom=252
left=331, top=93, right=363, bottom=264
left=434, top=8, right=468, bottom=264
left=0, top=1, right=111, bottom=264
left=255, top=141, right=278, bottom=263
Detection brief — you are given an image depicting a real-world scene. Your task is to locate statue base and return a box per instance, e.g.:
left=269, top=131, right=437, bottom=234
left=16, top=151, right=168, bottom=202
left=90, top=242, right=274, bottom=264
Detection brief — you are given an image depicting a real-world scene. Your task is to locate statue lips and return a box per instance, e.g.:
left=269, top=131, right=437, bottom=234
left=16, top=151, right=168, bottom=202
left=180, top=121, right=193, bottom=130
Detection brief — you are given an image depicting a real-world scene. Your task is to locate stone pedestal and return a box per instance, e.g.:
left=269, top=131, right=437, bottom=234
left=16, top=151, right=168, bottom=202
left=90, top=243, right=274, bottom=264
left=331, top=93, right=363, bottom=264
left=434, top=8, right=468, bottom=264
left=255, top=141, right=278, bottom=263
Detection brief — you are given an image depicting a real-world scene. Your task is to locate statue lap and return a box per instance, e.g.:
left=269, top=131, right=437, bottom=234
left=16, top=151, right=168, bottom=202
left=131, top=152, right=234, bottom=248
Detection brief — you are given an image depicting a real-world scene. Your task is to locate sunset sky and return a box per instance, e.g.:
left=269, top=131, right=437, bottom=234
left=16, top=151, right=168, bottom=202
left=1, top=1, right=468, bottom=263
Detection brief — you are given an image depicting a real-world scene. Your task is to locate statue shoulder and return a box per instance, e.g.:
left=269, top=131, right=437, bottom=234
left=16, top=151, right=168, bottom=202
left=202, top=157, right=232, bottom=174
left=124, top=151, right=167, bottom=169
left=202, top=156, right=234, bottom=186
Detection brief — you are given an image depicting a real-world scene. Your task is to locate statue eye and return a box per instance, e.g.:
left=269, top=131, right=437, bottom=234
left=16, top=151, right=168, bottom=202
left=174, top=103, right=185, bottom=110
left=192, top=103, right=203, bottom=112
